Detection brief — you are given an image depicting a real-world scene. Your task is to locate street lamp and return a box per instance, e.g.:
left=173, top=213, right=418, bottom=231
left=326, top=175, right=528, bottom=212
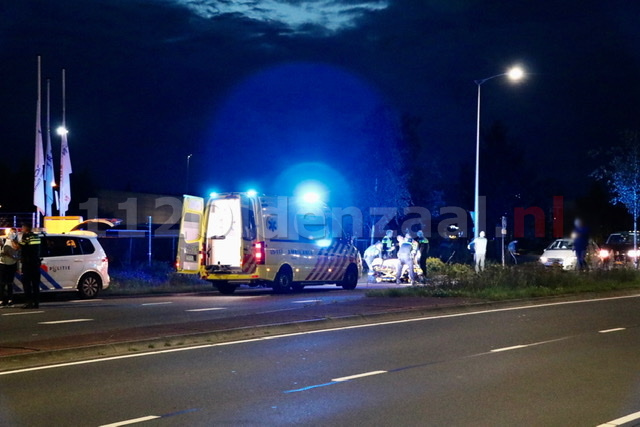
left=473, top=66, right=524, bottom=239
left=186, top=154, right=192, bottom=194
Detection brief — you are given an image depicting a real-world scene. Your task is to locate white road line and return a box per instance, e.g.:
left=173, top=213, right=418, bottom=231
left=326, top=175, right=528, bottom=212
left=490, top=337, right=569, bottom=353
left=292, top=300, right=321, bottom=304
left=141, top=302, right=173, bottom=306
left=490, top=345, right=528, bottom=353
left=2, top=293, right=639, bottom=376
left=99, top=415, right=160, bottom=427
left=186, top=308, right=226, bottom=312
left=39, top=319, right=93, bottom=325
left=69, top=299, right=103, bottom=303
left=332, top=370, right=387, bottom=382
left=1, top=311, right=44, bottom=316
left=598, top=327, right=626, bottom=334
left=597, top=410, right=640, bottom=426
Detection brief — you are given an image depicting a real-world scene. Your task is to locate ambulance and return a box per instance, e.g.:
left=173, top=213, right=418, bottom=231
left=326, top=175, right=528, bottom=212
left=176, top=192, right=362, bottom=294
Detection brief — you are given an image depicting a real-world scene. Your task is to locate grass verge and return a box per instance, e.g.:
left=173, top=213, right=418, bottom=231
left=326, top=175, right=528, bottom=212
left=366, top=259, right=640, bottom=301
left=104, top=261, right=210, bottom=296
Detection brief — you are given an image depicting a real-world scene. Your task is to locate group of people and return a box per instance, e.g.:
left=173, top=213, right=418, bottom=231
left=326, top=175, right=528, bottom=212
left=0, top=224, right=42, bottom=309
left=363, top=230, right=430, bottom=285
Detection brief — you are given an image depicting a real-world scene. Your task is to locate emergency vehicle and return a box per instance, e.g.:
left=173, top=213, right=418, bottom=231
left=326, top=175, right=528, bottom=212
left=176, top=192, right=362, bottom=294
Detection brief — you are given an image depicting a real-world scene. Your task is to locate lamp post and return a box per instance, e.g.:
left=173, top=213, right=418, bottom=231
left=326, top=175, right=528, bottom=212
left=473, top=66, right=524, bottom=239
left=186, top=153, right=192, bottom=194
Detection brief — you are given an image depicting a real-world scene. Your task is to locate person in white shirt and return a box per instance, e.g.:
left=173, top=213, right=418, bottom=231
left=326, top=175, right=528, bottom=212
left=468, top=231, right=488, bottom=272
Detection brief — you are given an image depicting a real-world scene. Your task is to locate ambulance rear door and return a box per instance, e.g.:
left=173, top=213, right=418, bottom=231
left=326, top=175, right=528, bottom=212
left=176, top=195, right=204, bottom=273
left=205, top=195, right=243, bottom=269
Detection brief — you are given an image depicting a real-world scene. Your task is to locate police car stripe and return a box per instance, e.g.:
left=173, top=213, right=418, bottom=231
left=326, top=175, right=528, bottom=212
left=40, top=269, right=64, bottom=290
left=12, top=269, right=64, bottom=292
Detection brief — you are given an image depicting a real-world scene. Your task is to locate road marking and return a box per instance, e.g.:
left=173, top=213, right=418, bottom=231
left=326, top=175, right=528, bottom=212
left=2, top=293, right=640, bottom=376
left=598, top=327, right=626, bottom=334
left=99, top=415, right=160, bottom=427
left=141, top=302, right=173, bottom=306
left=39, top=319, right=93, bottom=325
left=332, top=370, right=387, bottom=382
left=490, top=337, right=569, bottom=353
left=293, top=300, right=321, bottom=304
left=69, top=299, right=103, bottom=303
left=186, top=308, right=226, bottom=312
left=597, top=410, right=640, bottom=426
left=491, top=345, right=528, bottom=353
left=1, top=311, right=45, bottom=316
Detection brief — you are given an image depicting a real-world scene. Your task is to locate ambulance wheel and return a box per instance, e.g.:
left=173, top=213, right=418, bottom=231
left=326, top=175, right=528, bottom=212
left=291, top=282, right=305, bottom=292
left=78, top=273, right=102, bottom=299
left=341, top=264, right=359, bottom=290
left=273, top=268, right=293, bottom=294
left=216, top=282, right=237, bottom=295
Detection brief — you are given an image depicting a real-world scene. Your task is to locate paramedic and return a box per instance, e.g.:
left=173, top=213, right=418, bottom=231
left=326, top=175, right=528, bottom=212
left=395, top=235, right=415, bottom=284
left=363, top=242, right=383, bottom=281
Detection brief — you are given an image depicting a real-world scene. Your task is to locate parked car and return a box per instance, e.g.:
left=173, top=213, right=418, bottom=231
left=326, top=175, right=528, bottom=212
left=539, top=238, right=600, bottom=270
left=540, top=239, right=577, bottom=270
left=598, top=231, right=640, bottom=268
left=14, top=232, right=110, bottom=298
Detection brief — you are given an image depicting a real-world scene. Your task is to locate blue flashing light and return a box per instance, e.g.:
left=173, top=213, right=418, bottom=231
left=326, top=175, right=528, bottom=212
left=247, top=189, right=258, bottom=197
left=302, top=192, right=321, bottom=204
left=316, top=239, right=332, bottom=248
left=209, top=192, right=218, bottom=198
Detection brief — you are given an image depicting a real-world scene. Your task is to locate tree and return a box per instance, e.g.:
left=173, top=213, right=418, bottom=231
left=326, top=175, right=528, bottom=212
left=592, top=131, right=640, bottom=265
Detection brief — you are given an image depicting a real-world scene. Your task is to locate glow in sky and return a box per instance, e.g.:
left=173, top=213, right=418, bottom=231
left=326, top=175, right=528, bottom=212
left=172, top=0, right=389, bottom=33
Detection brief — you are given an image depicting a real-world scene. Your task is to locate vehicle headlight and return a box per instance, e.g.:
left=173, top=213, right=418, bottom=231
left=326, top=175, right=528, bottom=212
left=540, top=257, right=548, bottom=263
left=627, top=249, right=640, bottom=258
left=599, top=249, right=610, bottom=258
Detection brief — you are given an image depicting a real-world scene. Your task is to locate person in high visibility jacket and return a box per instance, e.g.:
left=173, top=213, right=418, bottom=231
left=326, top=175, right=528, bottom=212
left=381, top=230, right=395, bottom=259
left=20, top=224, right=42, bottom=309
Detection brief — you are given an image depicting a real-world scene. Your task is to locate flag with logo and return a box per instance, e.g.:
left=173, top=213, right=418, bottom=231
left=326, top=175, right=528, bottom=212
left=59, top=131, right=72, bottom=216
left=33, top=57, right=45, bottom=216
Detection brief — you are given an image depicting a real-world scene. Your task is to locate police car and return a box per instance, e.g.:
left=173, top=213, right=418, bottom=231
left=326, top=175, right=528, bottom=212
left=12, top=232, right=110, bottom=299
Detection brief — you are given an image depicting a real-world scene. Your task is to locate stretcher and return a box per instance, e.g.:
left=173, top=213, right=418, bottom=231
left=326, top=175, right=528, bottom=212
left=370, top=257, right=424, bottom=283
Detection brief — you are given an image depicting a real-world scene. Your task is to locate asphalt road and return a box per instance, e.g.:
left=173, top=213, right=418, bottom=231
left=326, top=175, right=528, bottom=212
left=1, top=295, right=639, bottom=426
left=0, top=285, right=369, bottom=345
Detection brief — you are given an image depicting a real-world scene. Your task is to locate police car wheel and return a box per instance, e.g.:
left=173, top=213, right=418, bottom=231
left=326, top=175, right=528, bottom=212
left=78, top=273, right=101, bottom=299
left=341, top=264, right=358, bottom=290
left=273, top=269, right=292, bottom=294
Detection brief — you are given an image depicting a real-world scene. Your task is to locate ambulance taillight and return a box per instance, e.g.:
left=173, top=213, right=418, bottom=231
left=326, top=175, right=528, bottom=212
left=254, top=241, right=265, bottom=265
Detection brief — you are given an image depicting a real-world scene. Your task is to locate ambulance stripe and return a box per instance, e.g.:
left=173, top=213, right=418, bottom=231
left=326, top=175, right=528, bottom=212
left=316, top=242, right=345, bottom=281
left=241, top=253, right=257, bottom=274
left=305, top=243, right=338, bottom=281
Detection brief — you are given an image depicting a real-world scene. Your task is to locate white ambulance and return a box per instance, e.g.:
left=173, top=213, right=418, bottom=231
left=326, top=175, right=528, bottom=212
left=176, top=192, right=362, bottom=294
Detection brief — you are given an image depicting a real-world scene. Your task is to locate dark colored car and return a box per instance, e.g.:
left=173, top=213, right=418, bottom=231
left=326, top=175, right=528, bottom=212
left=598, top=231, right=640, bottom=267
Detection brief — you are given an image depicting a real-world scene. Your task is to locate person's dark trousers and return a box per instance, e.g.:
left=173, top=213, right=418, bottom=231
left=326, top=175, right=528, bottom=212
left=22, top=265, right=41, bottom=307
left=0, top=263, right=17, bottom=304
left=575, top=249, right=587, bottom=270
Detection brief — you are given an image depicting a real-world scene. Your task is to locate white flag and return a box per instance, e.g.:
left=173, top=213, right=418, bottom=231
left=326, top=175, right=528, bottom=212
left=33, top=57, right=45, bottom=216
left=59, top=131, right=72, bottom=216
left=45, top=80, right=56, bottom=217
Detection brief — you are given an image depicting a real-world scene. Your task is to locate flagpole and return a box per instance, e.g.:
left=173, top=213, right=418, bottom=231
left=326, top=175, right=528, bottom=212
left=33, top=55, right=46, bottom=227
left=45, top=78, right=54, bottom=217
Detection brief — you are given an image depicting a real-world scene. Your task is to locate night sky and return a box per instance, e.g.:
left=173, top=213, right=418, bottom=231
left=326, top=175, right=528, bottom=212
left=2, top=0, right=640, bottom=210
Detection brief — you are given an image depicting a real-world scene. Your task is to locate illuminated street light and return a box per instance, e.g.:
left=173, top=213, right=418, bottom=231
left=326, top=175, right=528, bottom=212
left=56, top=126, right=68, bottom=136
left=473, top=66, right=525, bottom=239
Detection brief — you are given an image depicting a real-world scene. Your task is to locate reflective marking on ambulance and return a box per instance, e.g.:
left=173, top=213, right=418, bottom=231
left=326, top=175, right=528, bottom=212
left=12, top=267, right=64, bottom=293
left=305, top=241, right=348, bottom=282
left=242, top=253, right=257, bottom=274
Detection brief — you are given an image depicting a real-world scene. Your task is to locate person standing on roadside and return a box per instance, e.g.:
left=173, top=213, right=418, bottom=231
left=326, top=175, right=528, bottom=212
left=395, top=234, right=416, bottom=284
left=20, top=224, right=42, bottom=309
left=468, top=231, right=488, bottom=272
left=0, top=228, right=19, bottom=307
left=573, top=218, right=590, bottom=271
